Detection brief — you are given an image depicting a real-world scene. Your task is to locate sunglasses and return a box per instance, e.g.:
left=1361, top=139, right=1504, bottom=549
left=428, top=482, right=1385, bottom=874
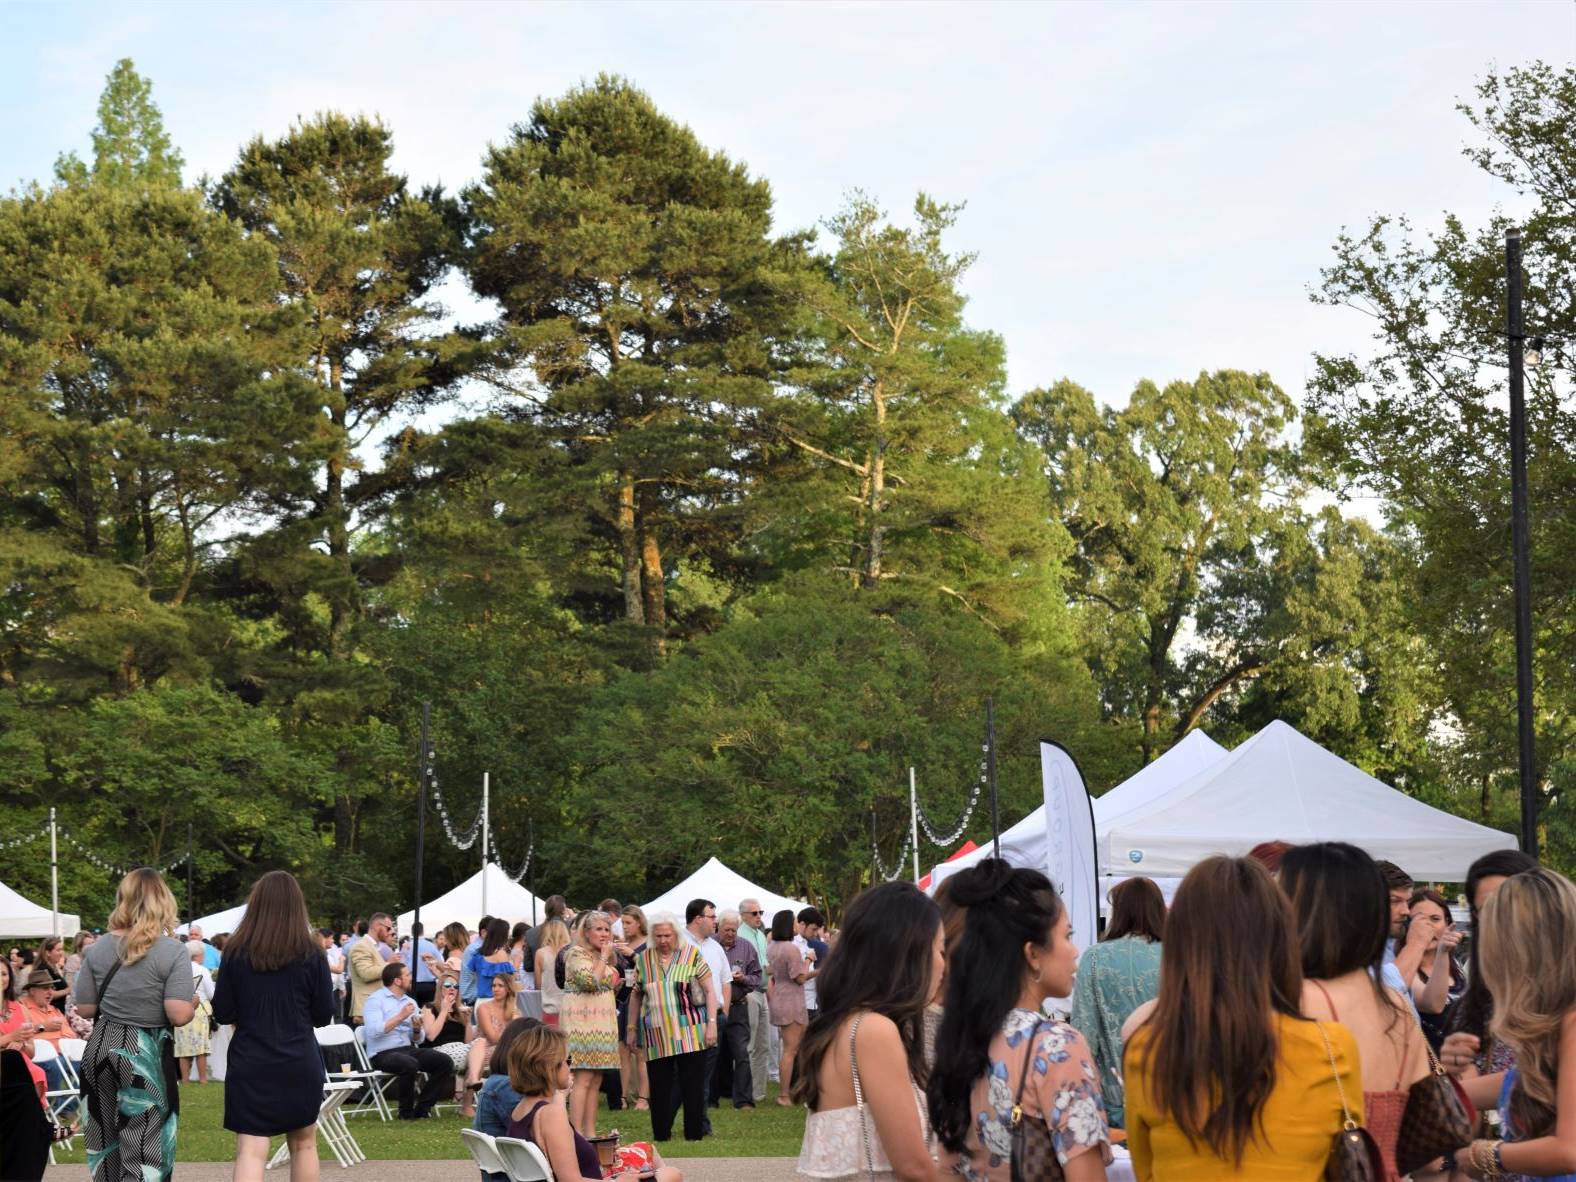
left=442, top=982, right=458, bottom=990
left=742, top=910, right=762, bottom=916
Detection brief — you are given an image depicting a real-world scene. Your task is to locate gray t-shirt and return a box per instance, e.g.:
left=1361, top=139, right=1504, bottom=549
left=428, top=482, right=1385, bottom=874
left=73, top=934, right=192, bottom=1027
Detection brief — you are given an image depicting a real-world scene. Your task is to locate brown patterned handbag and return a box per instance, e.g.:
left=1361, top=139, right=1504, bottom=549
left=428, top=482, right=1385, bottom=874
left=1317, top=1021, right=1384, bottom=1182
left=1009, top=1019, right=1064, bottom=1182
left=1394, top=1025, right=1476, bottom=1175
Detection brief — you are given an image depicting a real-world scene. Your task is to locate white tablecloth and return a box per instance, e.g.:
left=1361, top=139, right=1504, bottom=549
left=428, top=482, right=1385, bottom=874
left=1108, top=1145, right=1135, bottom=1182
left=208, top=1024, right=232, bottom=1081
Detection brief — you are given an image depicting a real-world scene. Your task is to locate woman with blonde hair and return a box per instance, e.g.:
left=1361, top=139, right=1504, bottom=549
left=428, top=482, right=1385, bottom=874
left=534, top=918, right=571, bottom=1027
left=1445, top=868, right=1576, bottom=1180
left=74, top=867, right=196, bottom=1182
left=563, top=910, right=622, bottom=1136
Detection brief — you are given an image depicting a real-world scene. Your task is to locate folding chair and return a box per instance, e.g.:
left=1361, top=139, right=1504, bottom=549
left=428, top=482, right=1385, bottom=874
left=493, top=1135, right=555, bottom=1181
left=266, top=1080, right=365, bottom=1170
left=315, top=1024, right=392, bottom=1121
left=461, top=1128, right=509, bottom=1177
left=30, top=1041, right=78, bottom=1120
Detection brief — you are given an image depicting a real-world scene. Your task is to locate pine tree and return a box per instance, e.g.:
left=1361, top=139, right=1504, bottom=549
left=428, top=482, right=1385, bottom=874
left=55, top=58, right=184, bottom=189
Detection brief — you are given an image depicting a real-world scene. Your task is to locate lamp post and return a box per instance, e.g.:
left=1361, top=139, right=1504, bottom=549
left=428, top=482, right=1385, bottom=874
left=1504, top=228, right=1538, bottom=858
left=414, top=701, right=431, bottom=940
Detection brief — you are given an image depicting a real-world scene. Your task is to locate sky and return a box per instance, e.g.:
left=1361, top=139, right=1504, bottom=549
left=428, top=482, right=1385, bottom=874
left=5, top=0, right=1572, bottom=418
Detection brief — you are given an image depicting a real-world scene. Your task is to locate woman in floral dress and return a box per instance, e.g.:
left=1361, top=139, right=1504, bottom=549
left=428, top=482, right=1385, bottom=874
left=561, top=910, right=621, bottom=1138
left=927, top=858, right=1113, bottom=1181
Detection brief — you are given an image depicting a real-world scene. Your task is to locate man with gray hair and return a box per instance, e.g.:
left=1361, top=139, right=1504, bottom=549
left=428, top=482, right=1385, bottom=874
left=737, top=897, right=770, bottom=1103
left=715, top=910, right=761, bottom=1107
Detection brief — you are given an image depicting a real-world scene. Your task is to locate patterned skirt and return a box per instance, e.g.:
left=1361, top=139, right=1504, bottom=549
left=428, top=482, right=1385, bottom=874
left=172, top=1002, right=211, bottom=1059
left=81, top=1018, right=180, bottom=1182
left=561, top=988, right=620, bottom=1071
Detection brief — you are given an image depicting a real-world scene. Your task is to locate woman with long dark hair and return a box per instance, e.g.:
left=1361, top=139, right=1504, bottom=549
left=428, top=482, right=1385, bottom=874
left=74, top=868, right=195, bottom=1182
left=928, top=859, right=1110, bottom=1181
left=1443, top=849, right=1540, bottom=1079
left=1280, top=842, right=1430, bottom=1182
left=767, top=909, right=809, bottom=1103
left=794, top=881, right=941, bottom=1182
left=1408, top=888, right=1466, bottom=1051
left=1123, top=855, right=1362, bottom=1179
left=212, top=870, right=336, bottom=1182
left=1068, top=876, right=1164, bottom=1129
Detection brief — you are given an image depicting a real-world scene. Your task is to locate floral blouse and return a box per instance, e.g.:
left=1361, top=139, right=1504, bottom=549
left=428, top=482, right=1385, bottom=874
left=944, top=1009, right=1112, bottom=1181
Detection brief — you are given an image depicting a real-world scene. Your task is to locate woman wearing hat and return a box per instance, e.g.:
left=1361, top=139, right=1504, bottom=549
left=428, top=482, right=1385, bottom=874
left=19, top=966, right=80, bottom=1119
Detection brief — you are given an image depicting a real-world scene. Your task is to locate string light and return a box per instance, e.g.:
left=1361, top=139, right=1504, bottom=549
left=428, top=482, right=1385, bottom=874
left=488, top=833, right=534, bottom=884
left=429, top=773, right=484, bottom=851
left=0, top=825, right=47, bottom=852
left=915, top=749, right=986, bottom=847
left=57, top=829, right=189, bottom=877
left=869, top=812, right=914, bottom=883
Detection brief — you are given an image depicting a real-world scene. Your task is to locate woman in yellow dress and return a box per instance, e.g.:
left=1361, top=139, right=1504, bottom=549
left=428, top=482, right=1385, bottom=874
left=1123, top=855, right=1363, bottom=1181
left=561, top=910, right=621, bottom=1138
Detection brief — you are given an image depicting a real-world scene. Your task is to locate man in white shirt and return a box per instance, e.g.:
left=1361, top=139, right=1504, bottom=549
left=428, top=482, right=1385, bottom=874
left=363, top=963, right=453, bottom=1120
left=737, top=897, right=771, bottom=1102
left=682, top=898, right=730, bottom=1130
left=794, top=907, right=827, bottom=1021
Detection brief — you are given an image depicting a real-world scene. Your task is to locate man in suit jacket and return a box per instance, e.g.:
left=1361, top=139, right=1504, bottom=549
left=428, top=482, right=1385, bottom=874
left=348, top=913, right=393, bottom=1023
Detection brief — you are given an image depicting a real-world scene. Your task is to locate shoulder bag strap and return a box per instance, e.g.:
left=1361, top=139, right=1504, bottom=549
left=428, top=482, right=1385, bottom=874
left=849, top=1013, right=877, bottom=1180
left=1011, top=1017, right=1045, bottom=1128
left=1315, top=1020, right=1359, bottom=1132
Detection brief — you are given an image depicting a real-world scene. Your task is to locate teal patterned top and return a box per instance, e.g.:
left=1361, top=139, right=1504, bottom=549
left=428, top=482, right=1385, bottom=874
left=1067, top=935, right=1162, bottom=1128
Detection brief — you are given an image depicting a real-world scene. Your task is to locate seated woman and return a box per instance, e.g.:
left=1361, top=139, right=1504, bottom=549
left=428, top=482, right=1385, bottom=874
left=472, top=1018, right=539, bottom=1182
left=419, top=976, right=476, bottom=1114
left=507, top=1023, right=681, bottom=1182
left=467, top=972, right=518, bottom=1108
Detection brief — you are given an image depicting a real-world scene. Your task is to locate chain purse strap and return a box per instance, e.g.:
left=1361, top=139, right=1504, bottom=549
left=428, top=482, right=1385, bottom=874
left=1316, top=1020, right=1360, bottom=1131
left=849, top=1014, right=877, bottom=1180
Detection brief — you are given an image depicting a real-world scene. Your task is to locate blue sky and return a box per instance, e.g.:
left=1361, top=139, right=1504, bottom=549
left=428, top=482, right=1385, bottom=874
left=5, top=0, right=1570, bottom=415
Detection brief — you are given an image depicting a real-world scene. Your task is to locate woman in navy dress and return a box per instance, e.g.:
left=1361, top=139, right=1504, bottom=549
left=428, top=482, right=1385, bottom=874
left=211, top=870, right=335, bottom=1182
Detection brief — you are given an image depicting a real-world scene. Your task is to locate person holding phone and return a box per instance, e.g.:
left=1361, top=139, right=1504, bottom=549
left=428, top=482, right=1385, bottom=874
left=419, top=975, right=476, bottom=1112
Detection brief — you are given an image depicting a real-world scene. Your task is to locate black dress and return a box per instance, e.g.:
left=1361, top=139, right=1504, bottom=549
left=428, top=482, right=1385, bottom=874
left=211, top=950, right=335, bottom=1136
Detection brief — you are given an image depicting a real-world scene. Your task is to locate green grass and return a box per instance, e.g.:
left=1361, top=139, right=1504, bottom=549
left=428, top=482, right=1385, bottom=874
left=51, top=1079, right=807, bottom=1163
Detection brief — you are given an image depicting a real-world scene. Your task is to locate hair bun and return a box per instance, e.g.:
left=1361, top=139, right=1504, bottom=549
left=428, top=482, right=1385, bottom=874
left=949, top=858, right=1019, bottom=908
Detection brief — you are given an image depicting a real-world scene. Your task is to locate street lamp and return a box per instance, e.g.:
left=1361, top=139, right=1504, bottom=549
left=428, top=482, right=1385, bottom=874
left=1504, top=229, right=1538, bottom=859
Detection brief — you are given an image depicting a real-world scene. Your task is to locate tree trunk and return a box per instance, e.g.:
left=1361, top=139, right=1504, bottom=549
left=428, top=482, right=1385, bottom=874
left=74, top=438, right=100, bottom=556
left=138, top=466, right=157, bottom=560
left=639, top=505, right=667, bottom=646
left=617, top=472, right=644, bottom=624
left=326, top=357, right=353, bottom=661
left=861, top=382, right=887, bottom=588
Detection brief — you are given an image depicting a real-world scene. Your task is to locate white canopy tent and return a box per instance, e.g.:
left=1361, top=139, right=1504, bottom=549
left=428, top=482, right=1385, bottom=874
left=0, top=879, right=79, bottom=938
left=177, top=901, right=247, bottom=937
left=398, top=863, right=550, bottom=933
left=928, top=729, right=1229, bottom=889
left=642, top=857, right=808, bottom=925
left=1103, top=720, right=1519, bottom=880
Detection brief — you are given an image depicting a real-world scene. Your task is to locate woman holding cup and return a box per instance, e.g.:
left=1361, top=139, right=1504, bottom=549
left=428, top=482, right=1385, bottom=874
left=562, top=910, right=622, bottom=1137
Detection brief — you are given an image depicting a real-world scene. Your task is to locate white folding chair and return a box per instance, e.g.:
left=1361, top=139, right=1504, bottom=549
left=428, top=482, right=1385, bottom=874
left=461, top=1128, right=509, bottom=1177
left=30, top=1040, right=79, bottom=1118
left=493, top=1135, right=555, bottom=1181
left=266, top=1080, right=365, bottom=1170
left=315, top=1024, right=392, bottom=1121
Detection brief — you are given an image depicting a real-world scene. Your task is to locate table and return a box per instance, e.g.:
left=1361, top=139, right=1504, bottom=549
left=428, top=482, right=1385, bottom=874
left=516, top=989, right=544, bottom=1020
left=1109, top=1145, right=1136, bottom=1182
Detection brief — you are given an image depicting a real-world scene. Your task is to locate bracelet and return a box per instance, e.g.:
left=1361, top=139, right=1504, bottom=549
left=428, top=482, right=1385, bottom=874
left=1492, top=1140, right=1506, bottom=1177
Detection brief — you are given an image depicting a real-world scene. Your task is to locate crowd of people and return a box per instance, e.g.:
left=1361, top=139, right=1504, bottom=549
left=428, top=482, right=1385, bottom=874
left=5, top=842, right=1576, bottom=1182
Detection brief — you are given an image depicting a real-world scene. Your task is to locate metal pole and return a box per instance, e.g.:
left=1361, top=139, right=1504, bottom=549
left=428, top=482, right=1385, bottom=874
left=49, top=808, right=59, bottom=938
left=986, top=696, right=1001, bottom=859
left=1506, top=228, right=1539, bottom=858
left=909, top=767, right=921, bottom=883
left=528, top=818, right=537, bottom=926
left=414, top=702, right=430, bottom=941
left=481, top=772, right=490, bottom=915
left=186, top=820, right=194, bottom=920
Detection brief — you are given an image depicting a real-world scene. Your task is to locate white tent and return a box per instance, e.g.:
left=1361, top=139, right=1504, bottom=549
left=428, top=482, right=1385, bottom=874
left=177, top=901, right=248, bottom=937
left=1102, top=720, right=1519, bottom=880
left=642, top=857, right=807, bottom=924
left=0, top=879, right=79, bottom=938
left=398, top=863, right=550, bottom=933
left=928, top=729, right=1229, bottom=888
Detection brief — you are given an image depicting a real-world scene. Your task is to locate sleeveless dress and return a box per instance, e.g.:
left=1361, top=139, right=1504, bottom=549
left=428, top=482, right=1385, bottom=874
left=797, top=1014, right=932, bottom=1180
left=561, top=946, right=620, bottom=1071
left=1310, top=981, right=1411, bottom=1182
left=1499, top=1068, right=1576, bottom=1182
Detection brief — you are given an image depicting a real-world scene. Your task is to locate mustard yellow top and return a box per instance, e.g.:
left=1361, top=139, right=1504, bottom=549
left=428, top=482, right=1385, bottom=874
left=1123, top=1013, right=1363, bottom=1182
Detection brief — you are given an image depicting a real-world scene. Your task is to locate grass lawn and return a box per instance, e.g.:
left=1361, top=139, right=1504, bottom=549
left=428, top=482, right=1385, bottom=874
left=51, top=1080, right=807, bottom=1163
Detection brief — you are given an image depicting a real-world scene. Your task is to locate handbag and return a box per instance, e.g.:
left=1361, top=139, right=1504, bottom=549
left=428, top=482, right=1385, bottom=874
left=1317, top=1021, right=1384, bottom=1182
left=1394, top=1019, right=1476, bottom=1175
left=1009, top=1018, right=1063, bottom=1181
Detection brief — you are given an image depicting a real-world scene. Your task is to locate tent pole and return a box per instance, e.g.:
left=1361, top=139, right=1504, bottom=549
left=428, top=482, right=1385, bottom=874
left=909, top=767, right=920, bottom=883
left=987, top=697, right=1001, bottom=859
left=482, top=772, right=490, bottom=916
left=49, top=807, right=59, bottom=938
left=528, top=817, right=537, bottom=926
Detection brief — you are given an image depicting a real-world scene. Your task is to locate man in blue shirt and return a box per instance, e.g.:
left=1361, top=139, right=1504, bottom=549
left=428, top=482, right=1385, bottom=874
left=363, top=963, right=454, bottom=1120
left=458, top=915, right=491, bottom=1007
left=407, top=922, right=442, bottom=1010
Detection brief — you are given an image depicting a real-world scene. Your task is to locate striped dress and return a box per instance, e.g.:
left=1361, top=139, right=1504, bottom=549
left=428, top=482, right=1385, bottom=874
left=561, top=946, right=620, bottom=1071
left=634, top=945, right=711, bottom=1060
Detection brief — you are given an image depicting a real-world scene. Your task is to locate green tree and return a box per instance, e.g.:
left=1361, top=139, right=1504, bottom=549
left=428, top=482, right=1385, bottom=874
left=1013, top=371, right=1299, bottom=761
left=55, top=58, right=184, bottom=189
left=772, top=194, right=1068, bottom=639
left=465, top=75, right=788, bottom=652
left=1307, top=61, right=1576, bottom=852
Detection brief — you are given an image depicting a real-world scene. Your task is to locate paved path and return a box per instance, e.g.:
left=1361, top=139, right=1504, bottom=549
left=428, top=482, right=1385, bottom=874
left=48, top=1157, right=801, bottom=1181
